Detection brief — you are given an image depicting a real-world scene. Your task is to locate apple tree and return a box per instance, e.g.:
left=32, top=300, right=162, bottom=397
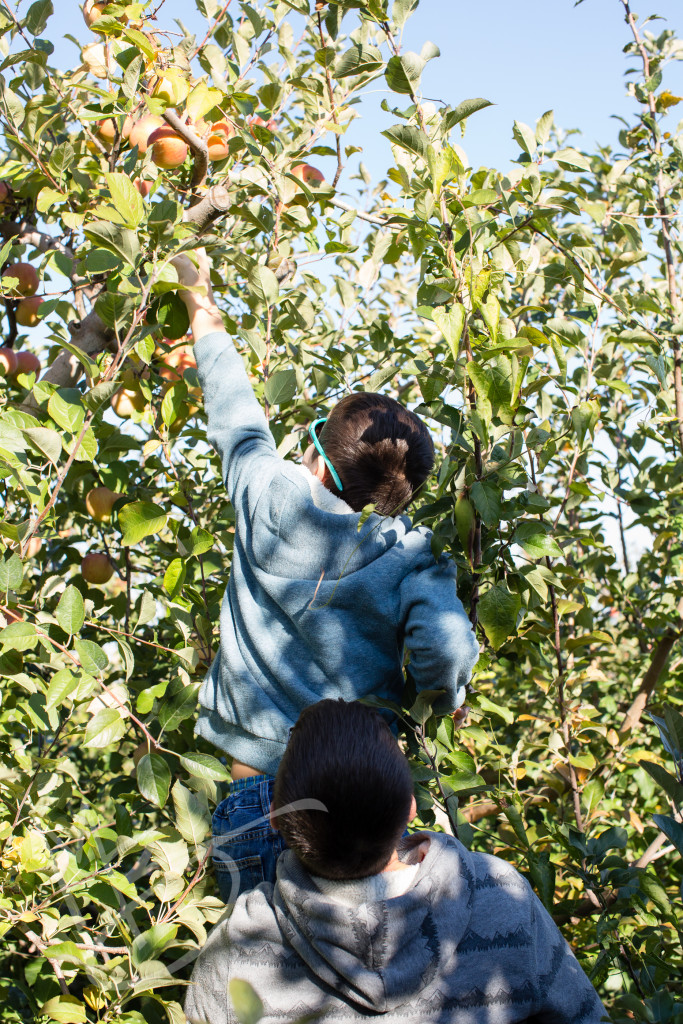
left=0, top=0, right=681, bottom=1022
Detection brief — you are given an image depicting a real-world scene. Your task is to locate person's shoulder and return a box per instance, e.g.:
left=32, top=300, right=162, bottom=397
left=426, top=832, right=530, bottom=899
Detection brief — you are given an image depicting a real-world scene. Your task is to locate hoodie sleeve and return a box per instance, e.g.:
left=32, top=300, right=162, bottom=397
left=528, top=891, right=608, bottom=1024
left=194, top=331, right=278, bottom=505
left=399, top=555, right=479, bottom=714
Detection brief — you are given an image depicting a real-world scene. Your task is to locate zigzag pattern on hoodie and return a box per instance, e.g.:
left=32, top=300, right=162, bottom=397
left=185, top=832, right=607, bottom=1024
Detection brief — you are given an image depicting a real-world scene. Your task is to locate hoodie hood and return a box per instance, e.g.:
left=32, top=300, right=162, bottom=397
left=272, top=834, right=475, bottom=1014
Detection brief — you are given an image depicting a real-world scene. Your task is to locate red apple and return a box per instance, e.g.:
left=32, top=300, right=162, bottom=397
left=14, top=350, right=41, bottom=376
left=133, top=176, right=151, bottom=198
left=0, top=181, right=11, bottom=205
left=0, top=347, right=18, bottom=375
left=111, top=388, right=148, bottom=417
left=205, top=121, right=235, bottom=161
left=291, top=163, right=325, bottom=187
left=148, top=126, right=188, bottom=169
left=15, top=297, right=43, bottom=327
left=83, top=0, right=106, bottom=28
left=25, top=536, right=42, bottom=558
left=2, top=263, right=39, bottom=297
left=81, top=552, right=114, bottom=584
left=128, top=115, right=164, bottom=154
left=85, top=486, right=122, bottom=522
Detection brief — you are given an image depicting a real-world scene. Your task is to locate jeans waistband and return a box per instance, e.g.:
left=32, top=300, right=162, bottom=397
left=228, top=773, right=274, bottom=793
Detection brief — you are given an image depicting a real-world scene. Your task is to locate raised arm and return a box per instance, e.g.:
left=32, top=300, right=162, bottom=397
left=172, top=251, right=277, bottom=500
left=399, top=556, right=479, bottom=714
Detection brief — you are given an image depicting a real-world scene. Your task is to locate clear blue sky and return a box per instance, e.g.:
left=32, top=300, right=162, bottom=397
left=53, top=0, right=683, bottom=187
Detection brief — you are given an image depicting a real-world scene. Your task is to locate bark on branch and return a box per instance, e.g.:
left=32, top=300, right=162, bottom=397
left=620, top=630, right=680, bottom=733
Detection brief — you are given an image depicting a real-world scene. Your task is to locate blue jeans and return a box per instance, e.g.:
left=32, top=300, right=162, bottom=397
left=212, top=774, right=287, bottom=903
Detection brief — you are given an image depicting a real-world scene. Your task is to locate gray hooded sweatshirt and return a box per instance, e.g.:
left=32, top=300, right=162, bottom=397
left=185, top=833, right=607, bottom=1024
left=194, top=332, right=480, bottom=774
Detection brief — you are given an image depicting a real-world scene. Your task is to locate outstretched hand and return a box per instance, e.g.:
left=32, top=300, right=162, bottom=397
left=171, top=247, right=214, bottom=304
left=171, top=247, right=224, bottom=342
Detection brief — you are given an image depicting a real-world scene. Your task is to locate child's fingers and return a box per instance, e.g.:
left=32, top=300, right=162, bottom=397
left=170, top=253, right=198, bottom=287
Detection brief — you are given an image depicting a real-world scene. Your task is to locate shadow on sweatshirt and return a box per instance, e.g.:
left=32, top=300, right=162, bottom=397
left=185, top=832, right=608, bottom=1024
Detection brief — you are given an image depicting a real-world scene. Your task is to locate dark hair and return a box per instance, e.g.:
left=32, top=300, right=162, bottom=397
left=319, top=393, right=434, bottom=515
left=272, top=699, right=414, bottom=880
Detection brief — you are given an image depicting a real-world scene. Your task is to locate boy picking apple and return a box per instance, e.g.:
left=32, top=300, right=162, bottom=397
left=172, top=249, right=479, bottom=902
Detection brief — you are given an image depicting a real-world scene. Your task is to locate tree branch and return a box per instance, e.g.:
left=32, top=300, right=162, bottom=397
left=163, top=110, right=209, bottom=199
left=620, top=630, right=680, bottom=732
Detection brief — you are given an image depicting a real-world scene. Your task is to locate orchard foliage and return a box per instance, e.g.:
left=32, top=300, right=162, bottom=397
left=0, top=0, right=681, bottom=1021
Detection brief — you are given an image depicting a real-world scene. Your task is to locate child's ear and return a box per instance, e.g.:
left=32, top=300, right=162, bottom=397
left=409, top=795, right=417, bottom=823
left=269, top=801, right=279, bottom=831
left=311, top=454, right=328, bottom=484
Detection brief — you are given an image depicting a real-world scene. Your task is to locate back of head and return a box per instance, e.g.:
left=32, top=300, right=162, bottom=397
left=272, top=700, right=414, bottom=880
left=320, top=393, right=434, bottom=515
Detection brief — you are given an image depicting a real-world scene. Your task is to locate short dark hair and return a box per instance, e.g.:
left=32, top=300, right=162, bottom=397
left=272, top=700, right=414, bottom=880
left=320, top=393, right=434, bottom=515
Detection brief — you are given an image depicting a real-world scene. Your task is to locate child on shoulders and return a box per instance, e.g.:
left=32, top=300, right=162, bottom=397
left=173, top=249, right=480, bottom=901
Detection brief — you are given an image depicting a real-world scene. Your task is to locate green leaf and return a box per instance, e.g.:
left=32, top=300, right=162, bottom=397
left=47, top=389, right=85, bottom=434
left=554, top=147, right=592, bottom=172
left=163, top=557, right=186, bottom=599
left=565, top=631, right=614, bottom=651
left=83, top=221, right=140, bottom=267
left=40, top=996, right=87, bottom=1024
left=229, top=979, right=264, bottom=1024
left=84, top=708, right=125, bottom=748
left=535, top=109, right=554, bottom=145
left=384, top=52, right=428, bottom=94
left=74, top=638, right=108, bottom=674
left=172, top=781, right=210, bottom=845
left=526, top=849, right=555, bottom=911
left=382, top=124, right=429, bottom=162
left=248, top=265, right=279, bottom=307
left=137, top=753, right=171, bottom=807
left=56, top=585, right=85, bottom=635
left=25, top=0, right=53, bottom=36
left=441, top=97, right=493, bottom=133
left=432, top=304, right=465, bottom=358
left=652, top=814, right=683, bottom=857
left=131, top=924, right=178, bottom=967
left=0, top=620, right=38, bottom=651
left=0, top=553, right=22, bottom=592
left=477, top=694, right=514, bottom=724
left=391, top=0, right=418, bottom=29
left=639, top=760, right=683, bottom=804
left=503, top=805, right=529, bottom=846
left=512, top=120, right=537, bottom=156
left=184, top=526, right=214, bottom=557
left=470, top=481, right=501, bottom=529
left=159, top=685, right=198, bottom=731
left=104, top=172, right=145, bottom=228
left=23, top=426, right=63, bottom=464
left=638, top=872, right=671, bottom=913
left=571, top=400, right=599, bottom=446
left=119, top=501, right=168, bottom=547
left=478, top=584, right=521, bottom=650
left=264, top=369, right=297, bottom=406
left=46, top=669, right=80, bottom=709
left=180, top=752, right=231, bottom=782
left=333, top=43, right=383, bottom=78
left=514, top=521, right=563, bottom=559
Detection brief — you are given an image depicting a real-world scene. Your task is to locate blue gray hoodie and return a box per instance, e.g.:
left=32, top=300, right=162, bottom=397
left=185, top=832, right=607, bottom=1024
left=194, top=332, right=480, bottom=774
